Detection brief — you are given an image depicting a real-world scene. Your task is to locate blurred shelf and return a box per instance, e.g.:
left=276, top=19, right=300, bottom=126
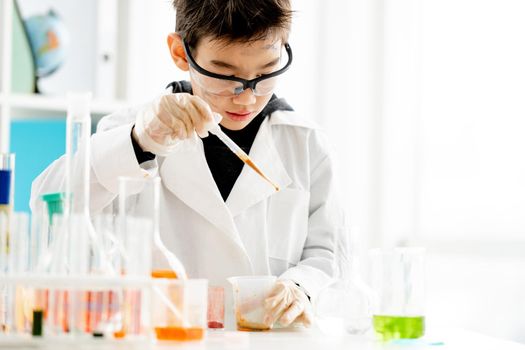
left=0, top=92, right=129, bottom=115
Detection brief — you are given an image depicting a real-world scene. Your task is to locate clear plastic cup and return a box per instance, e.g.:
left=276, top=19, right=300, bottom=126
left=152, top=279, right=208, bottom=341
left=227, top=276, right=277, bottom=331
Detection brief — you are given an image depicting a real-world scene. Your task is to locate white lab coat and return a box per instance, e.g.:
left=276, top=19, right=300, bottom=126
left=30, top=103, right=345, bottom=315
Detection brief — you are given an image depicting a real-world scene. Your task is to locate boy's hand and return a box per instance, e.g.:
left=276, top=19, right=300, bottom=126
left=133, top=93, right=216, bottom=156
left=263, top=279, right=313, bottom=328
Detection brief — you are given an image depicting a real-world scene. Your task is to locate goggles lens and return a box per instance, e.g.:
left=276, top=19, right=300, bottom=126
left=190, top=68, right=279, bottom=97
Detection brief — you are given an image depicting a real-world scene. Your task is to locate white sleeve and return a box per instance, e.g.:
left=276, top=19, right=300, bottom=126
left=30, top=109, right=158, bottom=216
left=279, top=130, right=345, bottom=299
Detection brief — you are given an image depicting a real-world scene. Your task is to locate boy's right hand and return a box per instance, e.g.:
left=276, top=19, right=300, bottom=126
left=133, top=93, right=216, bottom=156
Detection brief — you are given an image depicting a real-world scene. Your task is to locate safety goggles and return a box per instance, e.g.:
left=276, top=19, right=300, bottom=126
left=183, top=39, right=293, bottom=97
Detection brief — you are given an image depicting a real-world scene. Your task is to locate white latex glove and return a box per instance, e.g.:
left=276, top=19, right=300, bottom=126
left=133, top=93, right=221, bottom=156
left=263, top=279, right=313, bottom=328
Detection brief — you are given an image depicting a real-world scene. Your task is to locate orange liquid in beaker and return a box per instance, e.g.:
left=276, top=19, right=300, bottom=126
left=151, top=270, right=178, bottom=279
left=154, top=326, right=204, bottom=341
left=113, top=329, right=126, bottom=338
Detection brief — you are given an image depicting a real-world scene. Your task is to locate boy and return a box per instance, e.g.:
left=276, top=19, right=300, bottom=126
left=31, top=0, right=345, bottom=328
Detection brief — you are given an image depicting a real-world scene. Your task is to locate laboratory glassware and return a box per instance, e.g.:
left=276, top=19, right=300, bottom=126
left=64, top=93, right=91, bottom=217
left=207, top=286, right=225, bottom=329
left=1, top=212, right=30, bottom=334
left=90, top=214, right=152, bottom=338
left=208, top=120, right=279, bottom=191
left=0, top=153, right=14, bottom=219
left=0, top=153, right=15, bottom=269
left=118, top=176, right=189, bottom=339
left=64, top=92, right=109, bottom=275
left=0, top=153, right=14, bottom=333
left=369, top=247, right=426, bottom=341
left=152, top=278, right=208, bottom=341
left=228, top=275, right=276, bottom=331
left=314, top=227, right=373, bottom=336
left=118, top=176, right=187, bottom=279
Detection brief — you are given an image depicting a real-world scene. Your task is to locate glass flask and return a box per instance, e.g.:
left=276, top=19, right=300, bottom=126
left=117, top=176, right=186, bottom=279
left=314, top=227, right=373, bottom=336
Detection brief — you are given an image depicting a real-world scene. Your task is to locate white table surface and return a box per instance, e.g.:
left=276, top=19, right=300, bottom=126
left=1, top=326, right=524, bottom=350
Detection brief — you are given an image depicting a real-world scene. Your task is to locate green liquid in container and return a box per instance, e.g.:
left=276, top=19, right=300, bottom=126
left=373, top=315, right=425, bottom=341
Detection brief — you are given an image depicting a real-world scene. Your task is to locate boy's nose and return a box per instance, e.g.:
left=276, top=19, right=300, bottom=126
left=232, top=88, right=256, bottom=105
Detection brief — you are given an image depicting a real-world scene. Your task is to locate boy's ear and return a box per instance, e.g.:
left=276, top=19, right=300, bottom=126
left=167, top=33, right=189, bottom=71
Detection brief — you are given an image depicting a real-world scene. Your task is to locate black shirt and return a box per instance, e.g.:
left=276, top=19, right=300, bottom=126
left=132, top=81, right=293, bottom=201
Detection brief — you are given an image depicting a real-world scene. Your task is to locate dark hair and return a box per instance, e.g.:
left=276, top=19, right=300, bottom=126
left=172, top=0, right=292, bottom=48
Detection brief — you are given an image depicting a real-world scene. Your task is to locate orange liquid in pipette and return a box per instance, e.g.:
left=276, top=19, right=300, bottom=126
left=240, top=155, right=280, bottom=192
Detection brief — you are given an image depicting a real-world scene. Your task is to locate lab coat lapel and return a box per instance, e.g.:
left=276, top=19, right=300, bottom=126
left=226, top=118, right=292, bottom=217
left=160, top=135, right=245, bottom=249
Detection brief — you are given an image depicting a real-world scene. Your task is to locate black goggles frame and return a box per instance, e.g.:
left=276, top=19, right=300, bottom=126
left=182, top=39, right=293, bottom=95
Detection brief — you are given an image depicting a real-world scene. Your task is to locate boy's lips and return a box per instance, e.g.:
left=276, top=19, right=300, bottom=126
left=225, top=111, right=253, bottom=121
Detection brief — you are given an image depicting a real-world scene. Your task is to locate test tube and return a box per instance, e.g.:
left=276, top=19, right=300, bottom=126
left=10, top=213, right=31, bottom=334
left=0, top=153, right=15, bottom=212
left=64, top=93, right=110, bottom=272
left=64, top=93, right=91, bottom=217
left=44, top=215, right=70, bottom=336
left=0, top=216, right=6, bottom=333
left=64, top=93, right=112, bottom=336
left=0, top=153, right=14, bottom=333
left=207, top=286, right=225, bottom=329
left=0, top=153, right=15, bottom=270
left=68, top=214, right=90, bottom=335
left=114, top=216, right=153, bottom=337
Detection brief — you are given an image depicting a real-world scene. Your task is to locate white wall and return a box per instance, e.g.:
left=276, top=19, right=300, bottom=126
left=427, top=253, right=525, bottom=343
left=116, top=0, right=186, bottom=103
left=290, top=0, right=525, bottom=344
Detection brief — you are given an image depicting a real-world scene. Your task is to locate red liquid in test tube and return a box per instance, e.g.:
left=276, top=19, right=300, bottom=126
left=207, top=286, right=225, bottom=329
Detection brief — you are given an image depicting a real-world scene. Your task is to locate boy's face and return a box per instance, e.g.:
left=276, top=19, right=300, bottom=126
left=188, top=36, right=284, bottom=131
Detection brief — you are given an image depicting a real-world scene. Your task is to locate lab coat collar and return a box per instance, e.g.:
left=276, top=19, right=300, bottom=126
left=267, top=110, right=319, bottom=130
left=160, top=114, right=293, bottom=231
left=226, top=117, right=292, bottom=217
left=159, top=134, right=247, bottom=252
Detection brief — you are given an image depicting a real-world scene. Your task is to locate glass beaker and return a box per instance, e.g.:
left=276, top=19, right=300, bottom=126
left=152, top=278, right=208, bottom=341
left=228, top=276, right=276, bottom=331
left=369, top=247, right=426, bottom=341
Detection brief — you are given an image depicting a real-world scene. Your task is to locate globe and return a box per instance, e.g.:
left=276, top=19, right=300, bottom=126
left=24, top=9, right=69, bottom=78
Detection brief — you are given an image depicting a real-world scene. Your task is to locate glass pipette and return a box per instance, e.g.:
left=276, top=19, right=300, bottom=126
left=207, top=124, right=280, bottom=192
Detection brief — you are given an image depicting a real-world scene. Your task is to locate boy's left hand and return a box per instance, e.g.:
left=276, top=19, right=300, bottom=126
left=263, top=279, right=313, bottom=328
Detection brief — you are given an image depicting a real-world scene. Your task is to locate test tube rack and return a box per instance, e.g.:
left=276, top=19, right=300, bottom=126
left=0, top=273, right=156, bottom=348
